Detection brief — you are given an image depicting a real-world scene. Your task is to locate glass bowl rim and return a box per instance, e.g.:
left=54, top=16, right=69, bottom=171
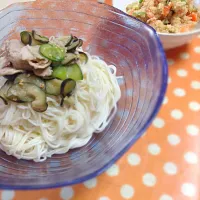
left=0, top=1, right=168, bottom=190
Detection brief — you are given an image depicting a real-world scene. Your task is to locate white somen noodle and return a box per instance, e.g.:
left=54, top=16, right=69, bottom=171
left=0, top=53, right=121, bottom=162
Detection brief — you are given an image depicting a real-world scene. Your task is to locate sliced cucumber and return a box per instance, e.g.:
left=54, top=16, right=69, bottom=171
left=60, top=79, right=76, bottom=106
left=66, top=64, right=83, bottom=81
left=51, top=61, right=61, bottom=67
left=32, top=30, right=49, bottom=44
left=79, top=52, right=88, bottom=64
left=14, top=73, right=46, bottom=91
left=20, top=31, right=32, bottom=45
left=46, top=79, right=62, bottom=96
left=40, top=44, right=65, bottom=62
left=52, top=66, right=67, bottom=80
left=52, top=64, right=83, bottom=81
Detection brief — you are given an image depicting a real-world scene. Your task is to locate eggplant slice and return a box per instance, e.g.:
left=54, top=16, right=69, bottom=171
left=46, top=79, right=62, bottom=96
left=64, top=35, right=73, bottom=47
left=61, top=53, right=77, bottom=65
left=20, top=31, right=32, bottom=45
left=0, top=80, right=13, bottom=105
left=60, top=79, right=76, bottom=106
left=32, top=30, right=49, bottom=44
left=7, top=83, right=48, bottom=112
left=14, top=73, right=46, bottom=91
left=67, top=40, right=80, bottom=52
left=79, top=52, right=88, bottom=64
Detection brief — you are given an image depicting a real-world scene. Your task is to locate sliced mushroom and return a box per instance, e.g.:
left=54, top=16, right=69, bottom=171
left=14, top=73, right=46, bottom=91
left=46, top=79, right=62, bottom=96
left=7, top=83, right=48, bottom=112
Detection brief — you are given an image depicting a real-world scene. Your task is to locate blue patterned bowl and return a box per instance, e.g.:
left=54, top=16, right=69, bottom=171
left=0, top=0, right=168, bottom=189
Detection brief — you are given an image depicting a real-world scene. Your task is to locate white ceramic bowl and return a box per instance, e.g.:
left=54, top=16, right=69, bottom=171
left=113, top=0, right=200, bottom=50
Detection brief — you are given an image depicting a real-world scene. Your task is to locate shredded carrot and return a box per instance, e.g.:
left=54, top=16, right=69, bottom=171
left=188, top=12, right=198, bottom=22
left=163, top=2, right=173, bottom=17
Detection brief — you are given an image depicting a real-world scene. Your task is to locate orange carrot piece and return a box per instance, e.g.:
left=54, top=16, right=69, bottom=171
left=188, top=12, right=198, bottom=22
left=163, top=2, right=172, bottom=17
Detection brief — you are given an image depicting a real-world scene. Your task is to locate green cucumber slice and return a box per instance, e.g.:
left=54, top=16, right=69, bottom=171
left=52, top=66, right=67, bottom=80
left=52, top=64, right=83, bottom=81
left=40, top=44, right=65, bottom=62
left=65, top=64, right=83, bottom=81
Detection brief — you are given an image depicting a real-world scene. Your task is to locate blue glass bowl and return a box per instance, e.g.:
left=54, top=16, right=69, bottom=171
left=0, top=0, right=168, bottom=189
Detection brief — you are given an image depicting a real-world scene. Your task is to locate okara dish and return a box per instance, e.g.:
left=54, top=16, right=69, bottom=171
left=126, top=0, right=200, bottom=33
left=0, top=31, right=121, bottom=162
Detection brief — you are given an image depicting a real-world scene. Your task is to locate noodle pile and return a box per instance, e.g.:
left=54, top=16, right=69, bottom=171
left=0, top=53, right=121, bottom=162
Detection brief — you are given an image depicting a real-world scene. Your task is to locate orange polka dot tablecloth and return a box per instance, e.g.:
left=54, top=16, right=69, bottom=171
left=0, top=0, right=200, bottom=200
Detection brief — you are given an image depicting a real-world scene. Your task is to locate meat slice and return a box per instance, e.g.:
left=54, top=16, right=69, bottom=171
left=0, top=67, right=23, bottom=76
left=21, top=45, right=51, bottom=69
left=0, top=40, right=51, bottom=76
left=28, top=59, right=51, bottom=69
left=7, top=39, right=32, bottom=71
left=33, top=67, right=53, bottom=77
left=0, top=56, right=24, bottom=76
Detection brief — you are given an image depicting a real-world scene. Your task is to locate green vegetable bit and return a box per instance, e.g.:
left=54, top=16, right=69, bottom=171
left=52, top=66, right=67, bottom=80
left=52, top=64, right=83, bottom=81
left=40, top=44, right=65, bottom=62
